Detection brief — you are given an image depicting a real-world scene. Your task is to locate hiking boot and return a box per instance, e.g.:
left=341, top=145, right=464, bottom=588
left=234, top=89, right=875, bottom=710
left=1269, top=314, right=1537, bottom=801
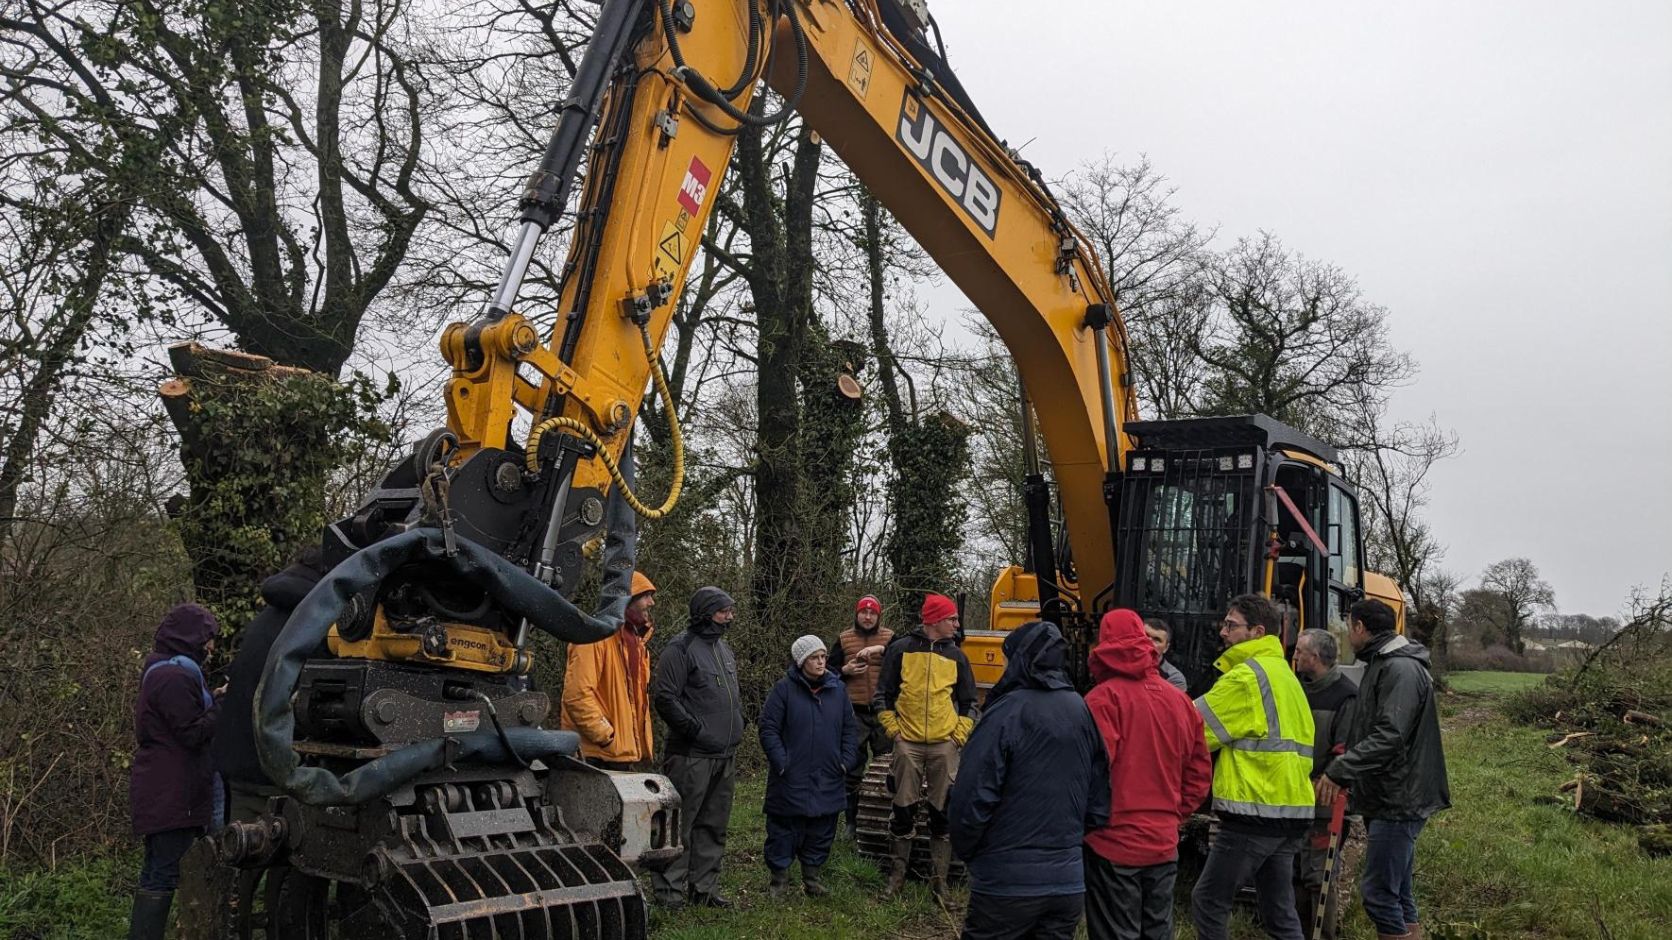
left=928, top=837, right=952, bottom=903
left=802, top=864, right=829, bottom=897
left=767, top=868, right=790, bottom=898
left=691, top=891, right=732, bottom=909
left=884, top=836, right=913, bottom=896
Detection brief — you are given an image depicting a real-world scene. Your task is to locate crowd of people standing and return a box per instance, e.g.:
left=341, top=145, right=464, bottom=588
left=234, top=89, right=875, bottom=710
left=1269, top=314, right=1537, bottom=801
left=126, top=559, right=1446, bottom=940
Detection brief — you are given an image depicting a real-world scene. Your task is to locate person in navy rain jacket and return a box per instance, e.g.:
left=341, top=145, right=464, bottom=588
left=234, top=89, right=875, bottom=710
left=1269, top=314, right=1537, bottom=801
left=128, top=603, right=224, bottom=940
left=949, top=620, right=1111, bottom=939
left=758, top=635, right=859, bottom=897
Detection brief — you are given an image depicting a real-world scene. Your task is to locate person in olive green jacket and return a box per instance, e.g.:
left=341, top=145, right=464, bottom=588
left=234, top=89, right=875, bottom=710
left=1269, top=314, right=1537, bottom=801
left=1191, top=594, right=1316, bottom=940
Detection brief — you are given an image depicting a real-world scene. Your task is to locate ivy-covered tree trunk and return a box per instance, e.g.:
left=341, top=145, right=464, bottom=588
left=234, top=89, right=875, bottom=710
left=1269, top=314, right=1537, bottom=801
left=161, top=344, right=385, bottom=630
left=797, top=336, right=868, bottom=592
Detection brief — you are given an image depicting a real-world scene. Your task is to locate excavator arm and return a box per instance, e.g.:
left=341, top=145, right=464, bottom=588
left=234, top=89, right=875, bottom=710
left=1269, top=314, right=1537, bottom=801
left=443, top=0, right=1138, bottom=619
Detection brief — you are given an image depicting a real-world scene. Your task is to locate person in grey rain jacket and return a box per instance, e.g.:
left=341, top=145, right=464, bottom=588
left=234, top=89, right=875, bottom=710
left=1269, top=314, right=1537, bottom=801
left=1316, top=600, right=1449, bottom=940
left=650, top=586, right=744, bottom=909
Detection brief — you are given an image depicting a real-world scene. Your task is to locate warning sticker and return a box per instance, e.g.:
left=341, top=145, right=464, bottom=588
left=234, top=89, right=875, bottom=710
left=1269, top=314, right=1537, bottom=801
left=443, top=710, right=481, bottom=733
left=654, top=220, right=686, bottom=280
left=677, top=156, right=712, bottom=215
left=848, top=43, right=873, bottom=99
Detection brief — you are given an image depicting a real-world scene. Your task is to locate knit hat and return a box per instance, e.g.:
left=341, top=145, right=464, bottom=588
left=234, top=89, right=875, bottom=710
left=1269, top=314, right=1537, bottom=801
left=791, top=634, right=826, bottom=666
left=856, top=595, right=882, bottom=615
left=920, top=593, right=958, bottom=626
left=630, top=570, right=656, bottom=599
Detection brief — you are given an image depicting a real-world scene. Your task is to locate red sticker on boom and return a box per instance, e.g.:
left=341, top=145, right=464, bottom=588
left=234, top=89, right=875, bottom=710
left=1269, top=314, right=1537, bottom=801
left=677, top=157, right=712, bottom=215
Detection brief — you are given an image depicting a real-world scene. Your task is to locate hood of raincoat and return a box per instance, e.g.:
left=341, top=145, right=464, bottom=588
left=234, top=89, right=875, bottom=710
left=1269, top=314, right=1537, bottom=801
left=1089, top=609, right=1159, bottom=684
left=985, top=620, right=1072, bottom=707
left=151, top=603, right=220, bottom=664
left=687, top=586, right=736, bottom=638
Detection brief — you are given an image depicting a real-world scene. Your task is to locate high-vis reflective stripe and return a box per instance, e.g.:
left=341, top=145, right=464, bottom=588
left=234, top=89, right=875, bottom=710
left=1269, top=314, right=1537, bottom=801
left=1211, top=798, right=1316, bottom=819
left=1197, top=699, right=1233, bottom=746
left=1241, top=658, right=1311, bottom=756
left=1245, top=659, right=1282, bottom=737
left=1229, top=738, right=1314, bottom=756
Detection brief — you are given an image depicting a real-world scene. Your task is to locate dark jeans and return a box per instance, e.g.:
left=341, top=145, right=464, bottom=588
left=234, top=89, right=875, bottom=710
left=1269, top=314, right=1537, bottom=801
left=1191, top=828, right=1304, bottom=940
left=138, top=828, right=201, bottom=892
left=764, top=812, right=839, bottom=871
left=962, top=891, right=1084, bottom=940
left=1084, top=848, right=1175, bottom=940
left=650, top=754, right=736, bottom=901
left=1362, top=817, right=1426, bottom=933
left=845, top=705, right=892, bottom=825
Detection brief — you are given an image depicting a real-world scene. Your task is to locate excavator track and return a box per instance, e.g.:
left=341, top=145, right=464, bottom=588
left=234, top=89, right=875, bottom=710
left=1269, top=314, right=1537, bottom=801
left=853, top=756, right=966, bottom=881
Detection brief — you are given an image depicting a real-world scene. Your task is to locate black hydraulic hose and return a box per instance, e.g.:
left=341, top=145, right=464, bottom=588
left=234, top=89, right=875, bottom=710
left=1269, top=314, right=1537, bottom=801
left=660, top=0, right=808, bottom=127
left=253, top=529, right=628, bottom=806
left=519, top=0, right=651, bottom=230
left=716, top=0, right=764, bottom=100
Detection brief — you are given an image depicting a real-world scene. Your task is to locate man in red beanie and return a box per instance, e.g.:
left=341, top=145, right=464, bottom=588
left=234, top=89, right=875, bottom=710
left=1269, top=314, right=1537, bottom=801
left=873, top=592, right=977, bottom=899
left=1083, top=609, right=1213, bottom=940
left=829, top=594, right=895, bottom=839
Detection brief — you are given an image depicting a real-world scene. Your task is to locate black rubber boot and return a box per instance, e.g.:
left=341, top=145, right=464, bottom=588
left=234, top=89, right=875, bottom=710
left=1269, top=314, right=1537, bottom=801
left=127, top=890, right=173, bottom=940
left=802, top=864, right=829, bottom=897
left=768, top=867, right=791, bottom=898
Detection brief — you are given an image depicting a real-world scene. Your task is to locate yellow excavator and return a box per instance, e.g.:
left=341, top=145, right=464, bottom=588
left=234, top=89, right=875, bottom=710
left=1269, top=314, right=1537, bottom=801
left=214, top=0, right=1404, bottom=935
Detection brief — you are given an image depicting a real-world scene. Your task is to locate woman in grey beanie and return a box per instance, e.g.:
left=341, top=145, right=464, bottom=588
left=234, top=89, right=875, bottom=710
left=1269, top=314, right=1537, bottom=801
left=758, top=634, right=859, bottom=896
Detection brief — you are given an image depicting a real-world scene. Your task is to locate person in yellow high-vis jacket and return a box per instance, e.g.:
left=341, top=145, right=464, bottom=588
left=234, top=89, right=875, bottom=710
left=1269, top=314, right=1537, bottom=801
left=1191, top=594, right=1316, bottom=940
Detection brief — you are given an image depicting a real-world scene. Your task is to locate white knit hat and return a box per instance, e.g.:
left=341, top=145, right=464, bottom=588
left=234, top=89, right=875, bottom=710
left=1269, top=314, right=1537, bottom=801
left=791, top=634, right=826, bottom=666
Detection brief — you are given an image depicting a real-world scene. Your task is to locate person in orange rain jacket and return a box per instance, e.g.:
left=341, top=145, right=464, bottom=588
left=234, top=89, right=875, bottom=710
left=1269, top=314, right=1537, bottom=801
left=560, top=570, right=657, bottom=770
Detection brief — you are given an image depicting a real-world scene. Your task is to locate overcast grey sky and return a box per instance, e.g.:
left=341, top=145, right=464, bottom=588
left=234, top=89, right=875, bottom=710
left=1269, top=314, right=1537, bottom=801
left=910, top=0, right=1672, bottom=616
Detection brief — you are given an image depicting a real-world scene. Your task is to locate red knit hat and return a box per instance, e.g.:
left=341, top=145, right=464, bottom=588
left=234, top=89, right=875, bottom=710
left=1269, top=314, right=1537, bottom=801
left=856, top=595, right=882, bottom=615
left=919, top=593, right=958, bottom=626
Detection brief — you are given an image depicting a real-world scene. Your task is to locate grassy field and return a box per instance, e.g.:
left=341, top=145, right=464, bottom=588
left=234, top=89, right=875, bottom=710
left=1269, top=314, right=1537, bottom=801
left=1445, top=670, right=1549, bottom=695
left=4, top=670, right=1668, bottom=938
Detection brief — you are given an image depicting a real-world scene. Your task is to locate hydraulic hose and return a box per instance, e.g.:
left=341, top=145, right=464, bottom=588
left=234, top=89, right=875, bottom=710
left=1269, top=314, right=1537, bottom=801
left=660, top=0, right=808, bottom=127
left=524, top=323, right=684, bottom=520
left=253, top=528, right=627, bottom=806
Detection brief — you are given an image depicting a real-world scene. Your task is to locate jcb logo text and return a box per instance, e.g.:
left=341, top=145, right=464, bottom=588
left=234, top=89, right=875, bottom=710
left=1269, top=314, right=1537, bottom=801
left=897, top=93, right=1000, bottom=237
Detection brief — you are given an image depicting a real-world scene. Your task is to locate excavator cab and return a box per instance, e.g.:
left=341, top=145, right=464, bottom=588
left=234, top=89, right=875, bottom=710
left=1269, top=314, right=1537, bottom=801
left=1108, top=414, right=1378, bottom=695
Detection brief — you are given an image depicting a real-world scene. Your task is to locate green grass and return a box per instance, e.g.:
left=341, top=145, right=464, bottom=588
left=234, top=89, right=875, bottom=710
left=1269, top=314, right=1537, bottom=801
left=1446, top=671, right=1550, bottom=695
left=650, top=775, right=953, bottom=939
left=1402, top=679, right=1672, bottom=939
left=0, top=854, right=132, bottom=939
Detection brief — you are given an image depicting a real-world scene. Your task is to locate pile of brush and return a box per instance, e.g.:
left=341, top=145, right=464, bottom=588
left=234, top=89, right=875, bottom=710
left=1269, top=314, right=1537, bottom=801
left=1506, top=587, right=1672, bottom=857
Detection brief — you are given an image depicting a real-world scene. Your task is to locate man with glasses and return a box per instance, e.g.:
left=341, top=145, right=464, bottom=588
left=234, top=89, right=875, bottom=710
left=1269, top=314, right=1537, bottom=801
left=1191, top=594, right=1316, bottom=940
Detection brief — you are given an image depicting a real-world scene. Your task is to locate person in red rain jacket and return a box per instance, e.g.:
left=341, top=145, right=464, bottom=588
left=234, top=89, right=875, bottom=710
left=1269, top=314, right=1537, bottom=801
left=1083, top=609, right=1214, bottom=940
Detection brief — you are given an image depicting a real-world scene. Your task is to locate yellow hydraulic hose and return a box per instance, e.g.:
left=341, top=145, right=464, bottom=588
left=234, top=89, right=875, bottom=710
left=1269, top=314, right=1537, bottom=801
left=523, top=323, right=684, bottom=520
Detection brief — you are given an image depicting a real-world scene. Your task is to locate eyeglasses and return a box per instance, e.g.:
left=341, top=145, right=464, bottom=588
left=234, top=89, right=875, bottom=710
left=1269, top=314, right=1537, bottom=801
left=1219, top=619, right=1249, bottom=631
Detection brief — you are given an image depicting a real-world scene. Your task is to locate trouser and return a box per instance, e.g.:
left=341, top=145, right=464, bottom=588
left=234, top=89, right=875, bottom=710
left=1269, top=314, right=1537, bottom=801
left=1084, top=848, right=1176, bottom=940
left=889, top=738, right=958, bottom=837
left=1293, top=814, right=1342, bottom=939
left=1191, top=828, right=1304, bottom=940
left=1361, top=817, right=1426, bottom=934
left=138, top=828, right=202, bottom=892
left=961, top=891, right=1084, bottom=940
left=650, top=754, right=736, bottom=900
left=845, top=705, right=892, bottom=825
left=764, top=812, right=839, bottom=871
